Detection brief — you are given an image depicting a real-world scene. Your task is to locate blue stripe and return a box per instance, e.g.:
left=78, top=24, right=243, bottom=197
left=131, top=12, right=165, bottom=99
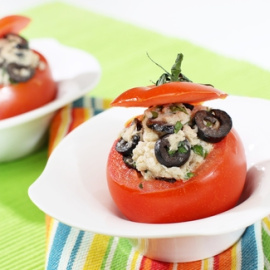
left=241, top=224, right=258, bottom=270
left=73, top=98, right=84, bottom=108
left=66, top=230, right=85, bottom=270
left=47, top=222, right=71, bottom=270
left=73, top=97, right=106, bottom=116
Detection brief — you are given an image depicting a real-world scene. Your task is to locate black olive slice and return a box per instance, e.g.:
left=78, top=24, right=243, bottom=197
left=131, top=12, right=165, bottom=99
left=194, top=109, right=232, bottom=143
left=123, top=156, right=136, bottom=169
left=133, top=117, right=142, bottom=131
left=4, top=33, right=29, bottom=49
left=115, top=134, right=140, bottom=156
left=6, top=63, right=35, bottom=82
left=183, top=103, right=194, bottom=111
left=146, top=120, right=174, bottom=135
left=155, top=177, right=176, bottom=183
left=155, top=135, right=191, bottom=167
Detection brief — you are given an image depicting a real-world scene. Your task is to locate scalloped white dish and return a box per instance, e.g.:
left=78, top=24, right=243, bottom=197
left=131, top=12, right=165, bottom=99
left=29, top=96, right=270, bottom=262
left=0, top=38, right=101, bottom=162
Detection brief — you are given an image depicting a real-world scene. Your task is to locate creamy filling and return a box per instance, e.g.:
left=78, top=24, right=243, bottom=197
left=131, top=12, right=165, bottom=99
left=119, top=103, right=213, bottom=181
left=0, top=34, right=44, bottom=84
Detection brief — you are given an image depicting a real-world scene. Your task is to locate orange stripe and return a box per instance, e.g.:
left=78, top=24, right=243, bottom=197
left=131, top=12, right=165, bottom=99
left=45, top=215, right=53, bottom=249
left=48, top=110, right=63, bottom=155
left=217, top=245, right=232, bottom=269
left=140, top=257, right=152, bottom=269
left=48, top=105, right=71, bottom=155
left=68, top=108, right=90, bottom=132
left=177, top=260, right=202, bottom=270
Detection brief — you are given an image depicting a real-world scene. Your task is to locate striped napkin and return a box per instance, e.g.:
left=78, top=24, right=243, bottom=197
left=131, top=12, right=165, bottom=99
left=45, top=97, right=270, bottom=270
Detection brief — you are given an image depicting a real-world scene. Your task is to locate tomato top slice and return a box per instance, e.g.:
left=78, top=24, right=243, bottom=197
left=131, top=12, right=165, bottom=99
left=0, top=15, right=30, bottom=38
left=111, top=82, right=227, bottom=107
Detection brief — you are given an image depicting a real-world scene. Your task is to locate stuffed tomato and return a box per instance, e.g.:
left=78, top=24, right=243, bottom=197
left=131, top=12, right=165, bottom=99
left=107, top=53, right=247, bottom=223
left=0, top=15, right=57, bottom=120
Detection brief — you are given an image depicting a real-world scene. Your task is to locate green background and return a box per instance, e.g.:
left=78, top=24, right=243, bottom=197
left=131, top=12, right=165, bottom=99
left=1, top=2, right=269, bottom=269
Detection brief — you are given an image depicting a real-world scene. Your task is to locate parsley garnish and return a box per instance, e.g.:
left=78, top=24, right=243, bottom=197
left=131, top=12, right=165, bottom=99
left=192, top=144, right=207, bottom=158
left=174, top=121, right=183, bottom=133
left=185, top=172, right=195, bottom=179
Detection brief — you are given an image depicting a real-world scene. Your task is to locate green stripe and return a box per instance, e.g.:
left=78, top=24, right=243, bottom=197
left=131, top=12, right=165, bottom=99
left=111, top=238, right=133, bottom=270
left=100, top=237, right=115, bottom=270
left=262, top=226, right=270, bottom=265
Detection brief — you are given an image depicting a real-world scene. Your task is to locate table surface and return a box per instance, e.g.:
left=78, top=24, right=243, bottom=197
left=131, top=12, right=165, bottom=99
left=1, top=0, right=270, bottom=71
left=0, top=1, right=270, bottom=269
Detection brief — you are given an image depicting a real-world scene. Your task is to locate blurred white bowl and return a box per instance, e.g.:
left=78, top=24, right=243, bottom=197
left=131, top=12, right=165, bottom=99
left=29, top=96, right=270, bottom=262
left=0, top=38, right=101, bottom=162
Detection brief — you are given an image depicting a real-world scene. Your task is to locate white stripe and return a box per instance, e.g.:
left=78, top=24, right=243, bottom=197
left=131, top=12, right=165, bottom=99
left=57, top=228, right=80, bottom=269
left=103, top=237, right=119, bottom=267
left=134, top=252, right=143, bottom=270
left=201, top=257, right=214, bottom=270
left=126, top=247, right=136, bottom=269
left=125, top=246, right=143, bottom=270
left=95, top=97, right=103, bottom=110
left=71, top=231, right=95, bottom=269
left=254, top=221, right=264, bottom=269
left=172, top=263, right=178, bottom=270
left=236, top=238, right=242, bottom=270
left=264, top=255, right=270, bottom=270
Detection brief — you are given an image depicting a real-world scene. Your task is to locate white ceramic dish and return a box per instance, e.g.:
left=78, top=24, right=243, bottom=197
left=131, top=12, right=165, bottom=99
left=0, top=38, right=101, bottom=162
left=29, top=96, right=270, bottom=262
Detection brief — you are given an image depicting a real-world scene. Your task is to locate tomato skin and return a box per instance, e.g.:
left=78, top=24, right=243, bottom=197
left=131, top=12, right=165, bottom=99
left=0, top=15, right=30, bottom=38
left=0, top=50, right=57, bottom=120
left=111, top=82, right=227, bottom=108
left=107, top=128, right=247, bottom=223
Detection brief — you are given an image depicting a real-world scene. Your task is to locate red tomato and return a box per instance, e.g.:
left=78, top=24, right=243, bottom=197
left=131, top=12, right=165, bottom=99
left=0, top=15, right=30, bottom=37
left=107, top=128, right=247, bottom=223
left=111, top=82, right=227, bottom=107
left=0, top=50, right=57, bottom=119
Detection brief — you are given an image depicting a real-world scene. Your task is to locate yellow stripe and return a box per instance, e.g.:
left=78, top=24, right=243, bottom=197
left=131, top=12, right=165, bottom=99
left=263, top=216, right=270, bottom=231
left=231, top=244, right=237, bottom=270
left=130, top=250, right=140, bottom=270
left=83, top=234, right=111, bottom=270
left=203, top=258, right=209, bottom=270
left=103, top=98, right=112, bottom=109
left=51, top=105, right=71, bottom=150
left=46, top=218, right=54, bottom=251
left=84, top=107, right=91, bottom=120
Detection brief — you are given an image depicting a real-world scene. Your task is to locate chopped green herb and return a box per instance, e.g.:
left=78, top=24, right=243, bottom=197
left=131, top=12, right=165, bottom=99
left=139, top=183, right=143, bottom=189
left=205, top=120, right=213, bottom=127
left=168, top=149, right=176, bottom=156
left=178, top=141, right=188, bottom=154
left=151, top=111, right=159, bottom=119
left=192, top=144, right=206, bottom=158
left=168, top=141, right=188, bottom=156
left=174, top=121, right=183, bottom=133
left=185, top=172, right=195, bottom=179
left=170, top=105, right=188, bottom=114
